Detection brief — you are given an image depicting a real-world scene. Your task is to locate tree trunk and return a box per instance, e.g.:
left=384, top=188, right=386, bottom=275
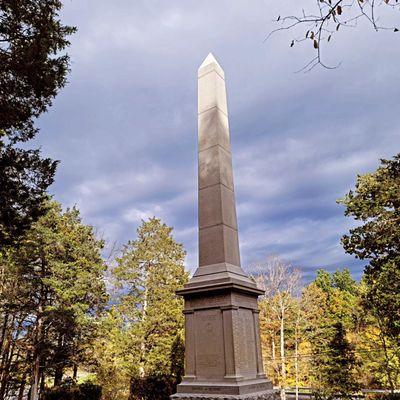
left=17, top=360, right=29, bottom=400
left=139, top=282, right=148, bottom=378
left=18, top=351, right=31, bottom=400
left=0, top=314, right=16, bottom=399
left=379, top=328, right=395, bottom=394
left=30, top=288, right=45, bottom=400
left=29, top=339, right=41, bottom=400
left=54, top=366, right=63, bottom=387
left=280, top=309, right=286, bottom=400
left=73, top=363, right=78, bottom=381
left=40, top=370, right=45, bottom=393
left=54, top=333, right=64, bottom=386
left=0, top=312, right=9, bottom=356
left=271, top=335, right=276, bottom=375
left=294, top=323, right=299, bottom=400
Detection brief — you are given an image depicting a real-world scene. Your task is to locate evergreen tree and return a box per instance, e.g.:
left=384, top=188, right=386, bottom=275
left=339, top=154, right=400, bottom=392
left=0, top=200, right=107, bottom=400
left=304, top=270, right=361, bottom=398
left=96, top=218, right=188, bottom=400
left=0, top=1, right=75, bottom=246
left=312, top=322, right=360, bottom=400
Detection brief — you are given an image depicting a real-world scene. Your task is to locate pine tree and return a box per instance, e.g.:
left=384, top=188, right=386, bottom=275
left=97, top=218, right=188, bottom=400
left=0, top=1, right=75, bottom=246
left=312, top=322, right=360, bottom=399
left=304, top=270, right=361, bottom=399
left=0, top=200, right=107, bottom=400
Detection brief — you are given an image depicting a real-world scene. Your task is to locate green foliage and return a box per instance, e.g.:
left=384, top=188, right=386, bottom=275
left=95, top=218, right=188, bottom=400
left=0, top=200, right=107, bottom=399
left=339, top=154, right=400, bottom=391
left=314, top=268, right=360, bottom=330
left=259, top=265, right=378, bottom=396
left=311, top=322, right=360, bottom=399
left=129, top=375, right=174, bottom=400
left=170, top=334, right=185, bottom=387
left=0, top=0, right=76, bottom=142
left=339, top=154, right=400, bottom=274
left=0, top=141, right=57, bottom=246
left=0, top=0, right=75, bottom=246
left=42, top=382, right=102, bottom=400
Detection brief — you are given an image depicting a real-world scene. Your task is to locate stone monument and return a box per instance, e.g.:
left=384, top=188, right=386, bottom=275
left=171, top=54, right=278, bottom=400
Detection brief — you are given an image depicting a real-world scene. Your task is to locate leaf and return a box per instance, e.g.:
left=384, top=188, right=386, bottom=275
left=314, top=39, right=319, bottom=49
left=337, top=5, right=342, bottom=15
left=290, top=40, right=295, bottom=47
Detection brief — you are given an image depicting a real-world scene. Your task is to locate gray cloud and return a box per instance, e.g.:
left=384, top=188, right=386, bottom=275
left=35, top=0, right=400, bottom=283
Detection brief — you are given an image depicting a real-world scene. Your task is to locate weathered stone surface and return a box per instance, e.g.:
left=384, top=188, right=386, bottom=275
left=199, top=145, right=234, bottom=190
left=198, top=54, right=227, bottom=115
left=171, top=391, right=277, bottom=400
left=199, top=184, right=237, bottom=230
left=198, top=108, right=230, bottom=152
left=172, top=53, right=279, bottom=400
left=199, top=224, right=240, bottom=267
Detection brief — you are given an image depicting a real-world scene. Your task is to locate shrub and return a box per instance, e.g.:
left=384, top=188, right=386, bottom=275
left=129, top=375, right=175, bottom=400
left=42, top=382, right=102, bottom=400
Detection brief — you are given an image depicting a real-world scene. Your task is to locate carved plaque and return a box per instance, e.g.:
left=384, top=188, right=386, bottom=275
left=194, top=309, right=225, bottom=380
left=236, top=308, right=257, bottom=378
left=232, top=292, right=258, bottom=310
left=187, top=293, right=229, bottom=310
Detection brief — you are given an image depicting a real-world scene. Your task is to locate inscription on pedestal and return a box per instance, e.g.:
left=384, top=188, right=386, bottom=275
left=232, top=293, right=258, bottom=310
left=195, top=309, right=225, bottom=379
left=187, top=294, right=228, bottom=310
left=236, top=308, right=257, bottom=377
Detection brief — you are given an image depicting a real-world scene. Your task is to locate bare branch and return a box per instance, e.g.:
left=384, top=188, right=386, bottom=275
left=267, top=0, right=400, bottom=70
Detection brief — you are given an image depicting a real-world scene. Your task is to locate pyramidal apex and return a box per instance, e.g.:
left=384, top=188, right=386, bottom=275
left=199, top=52, right=223, bottom=71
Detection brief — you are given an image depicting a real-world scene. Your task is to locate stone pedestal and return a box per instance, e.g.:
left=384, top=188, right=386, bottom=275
left=172, top=54, right=278, bottom=400
left=171, top=283, right=276, bottom=400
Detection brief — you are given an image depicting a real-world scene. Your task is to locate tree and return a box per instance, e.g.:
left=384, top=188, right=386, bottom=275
left=94, top=309, right=136, bottom=400
left=356, top=280, right=400, bottom=391
left=256, top=255, right=301, bottom=400
left=268, top=1, right=400, bottom=70
left=312, top=322, right=360, bottom=400
left=0, top=0, right=75, bottom=246
left=303, top=270, right=361, bottom=398
left=96, top=218, right=188, bottom=400
left=0, top=200, right=107, bottom=400
left=338, top=153, right=400, bottom=392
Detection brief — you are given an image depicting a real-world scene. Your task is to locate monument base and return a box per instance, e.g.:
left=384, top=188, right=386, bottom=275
left=171, top=390, right=278, bottom=400
left=171, top=379, right=279, bottom=400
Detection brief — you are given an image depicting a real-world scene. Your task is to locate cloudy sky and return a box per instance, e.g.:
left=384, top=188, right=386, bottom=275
left=35, top=0, right=400, bottom=281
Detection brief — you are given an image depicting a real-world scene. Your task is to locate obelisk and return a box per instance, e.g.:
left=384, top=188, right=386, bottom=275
left=171, top=54, right=277, bottom=400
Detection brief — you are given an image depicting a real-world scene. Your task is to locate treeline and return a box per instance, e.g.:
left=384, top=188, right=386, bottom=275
left=0, top=209, right=188, bottom=400
left=0, top=201, right=107, bottom=400
left=257, top=258, right=400, bottom=400
left=0, top=153, right=399, bottom=400
left=94, top=218, right=188, bottom=400
left=1, top=205, right=398, bottom=400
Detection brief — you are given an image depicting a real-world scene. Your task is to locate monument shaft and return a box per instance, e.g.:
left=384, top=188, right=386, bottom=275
left=198, top=54, right=240, bottom=268
left=172, top=54, right=277, bottom=400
